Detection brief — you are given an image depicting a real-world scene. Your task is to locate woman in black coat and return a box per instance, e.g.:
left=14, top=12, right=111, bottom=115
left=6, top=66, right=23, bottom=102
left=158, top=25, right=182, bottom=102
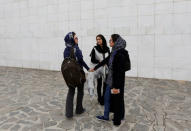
left=91, top=34, right=131, bottom=126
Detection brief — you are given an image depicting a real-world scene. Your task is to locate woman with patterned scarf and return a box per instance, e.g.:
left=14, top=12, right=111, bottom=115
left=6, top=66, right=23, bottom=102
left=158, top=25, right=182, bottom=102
left=91, top=34, right=131, bottom=126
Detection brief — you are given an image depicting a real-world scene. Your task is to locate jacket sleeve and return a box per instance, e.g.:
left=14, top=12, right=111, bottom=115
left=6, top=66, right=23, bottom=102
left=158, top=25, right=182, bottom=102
left=80, top=60, right=90, bottom=71
left=90, top=48, right=100, bottom=64
left=76, top=49, right=90, bottom=71
left=94, top=55, right=109, bottom=70
left=112, top=53, right=125, bottom=90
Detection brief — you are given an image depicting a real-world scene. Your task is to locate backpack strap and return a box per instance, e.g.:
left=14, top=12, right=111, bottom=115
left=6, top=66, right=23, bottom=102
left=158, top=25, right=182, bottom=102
left=70, top=47, right=76, bottom=60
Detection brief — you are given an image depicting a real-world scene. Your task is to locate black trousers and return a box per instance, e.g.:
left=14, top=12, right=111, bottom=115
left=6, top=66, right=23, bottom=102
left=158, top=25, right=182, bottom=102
left=97, top=77, right=106, bottom=104
left=65, top=83, right=84, bottom=118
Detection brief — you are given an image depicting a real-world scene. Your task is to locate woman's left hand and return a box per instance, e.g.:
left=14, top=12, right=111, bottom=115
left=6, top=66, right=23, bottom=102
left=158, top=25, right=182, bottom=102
left=111, top=88, right=120, bottom=94
left=89, top=68, right=95, bottom=72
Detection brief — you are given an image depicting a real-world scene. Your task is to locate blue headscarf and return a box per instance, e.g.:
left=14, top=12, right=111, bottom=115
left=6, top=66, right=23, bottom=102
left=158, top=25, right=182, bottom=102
left=64, top=32, right=75, bottom=47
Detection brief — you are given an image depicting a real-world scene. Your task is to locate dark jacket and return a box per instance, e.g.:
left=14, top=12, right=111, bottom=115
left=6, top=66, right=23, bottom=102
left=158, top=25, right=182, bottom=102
left=94, top=36, right=131, bottom=123
left=110, top=48, right=130, bottom=123
left=94, top=48, right=130, bottom=119
left=94, top=48, right=130, bottom=89
left=64, top=44, right=89, bottom=71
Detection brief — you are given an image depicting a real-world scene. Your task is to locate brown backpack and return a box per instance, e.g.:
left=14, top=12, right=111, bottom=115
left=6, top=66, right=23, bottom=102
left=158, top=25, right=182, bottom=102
left=61, top=47, right=86, bottom=87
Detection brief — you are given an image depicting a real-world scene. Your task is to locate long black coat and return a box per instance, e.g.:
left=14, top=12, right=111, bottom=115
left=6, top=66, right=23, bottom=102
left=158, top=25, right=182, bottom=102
left=94, top=48, right=131, bottom=120
left=110, top=48, right=130, bottom=117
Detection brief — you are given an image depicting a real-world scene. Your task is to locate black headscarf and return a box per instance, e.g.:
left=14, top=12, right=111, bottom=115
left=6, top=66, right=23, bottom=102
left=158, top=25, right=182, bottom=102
left=95, top=34, right=109, bottom=53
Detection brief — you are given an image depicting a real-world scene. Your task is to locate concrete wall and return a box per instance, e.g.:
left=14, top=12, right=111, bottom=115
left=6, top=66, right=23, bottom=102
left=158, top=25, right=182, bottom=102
left=0, top=0, right=191, bottom=81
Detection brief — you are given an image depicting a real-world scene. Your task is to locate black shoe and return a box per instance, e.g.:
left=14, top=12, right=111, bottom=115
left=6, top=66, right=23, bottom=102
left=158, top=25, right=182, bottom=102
left=112, top=117, right=125, bottom=121
left=113, top=121, right=121, bottom=126
left=65, top=115, right=73, bottom=119
left=98, top=99, right=104, bottom=105
left=76, top=108, right=86, bottom=115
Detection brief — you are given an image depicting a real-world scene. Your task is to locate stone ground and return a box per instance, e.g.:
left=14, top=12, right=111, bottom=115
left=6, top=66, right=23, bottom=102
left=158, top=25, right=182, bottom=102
left=0, top=66, right=191, bottom=131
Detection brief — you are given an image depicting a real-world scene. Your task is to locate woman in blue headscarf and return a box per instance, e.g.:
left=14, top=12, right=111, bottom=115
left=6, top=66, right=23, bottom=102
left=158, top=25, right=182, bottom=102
left=64, top=32, right=90, bottom=118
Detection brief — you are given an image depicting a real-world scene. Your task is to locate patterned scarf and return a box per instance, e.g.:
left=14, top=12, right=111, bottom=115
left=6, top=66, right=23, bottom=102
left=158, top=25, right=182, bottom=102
left=64, top=32, right=75, bottom=48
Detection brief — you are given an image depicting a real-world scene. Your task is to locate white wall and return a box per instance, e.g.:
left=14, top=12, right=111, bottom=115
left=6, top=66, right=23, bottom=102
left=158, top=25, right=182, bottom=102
left=0, top=0, right=191, bottom=81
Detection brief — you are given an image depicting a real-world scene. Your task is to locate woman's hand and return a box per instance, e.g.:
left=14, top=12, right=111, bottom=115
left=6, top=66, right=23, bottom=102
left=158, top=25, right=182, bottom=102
left=89, top=68, right=95, bottom=72
left=111, top=88, right=120, bottom=94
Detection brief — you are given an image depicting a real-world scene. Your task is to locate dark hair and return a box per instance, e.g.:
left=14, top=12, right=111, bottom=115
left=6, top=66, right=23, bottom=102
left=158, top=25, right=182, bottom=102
left=96, top=34, right=107, bottom=48
left=111, top=34, right=120, bottom=43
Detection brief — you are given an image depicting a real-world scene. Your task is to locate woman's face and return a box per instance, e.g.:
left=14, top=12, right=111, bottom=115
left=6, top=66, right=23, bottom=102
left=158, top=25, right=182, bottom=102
left=96, top=37, right=103, bottom=46
left=109, top=37, right=114, bottom=47
left=74, top=35, right=78, bottom=44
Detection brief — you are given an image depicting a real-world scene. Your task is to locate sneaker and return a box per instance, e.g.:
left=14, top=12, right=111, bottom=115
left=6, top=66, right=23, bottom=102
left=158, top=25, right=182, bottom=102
left=96, top=116, right=109, bottom=121
left=113, top=121, right=121, bottom=126
left=113, top=119, right=125, bottom=126
left=112, top=118, right=125, bottom=126
left=65, top=115, right=73, bottom=119
left=76, top=108, right=86, bottom=115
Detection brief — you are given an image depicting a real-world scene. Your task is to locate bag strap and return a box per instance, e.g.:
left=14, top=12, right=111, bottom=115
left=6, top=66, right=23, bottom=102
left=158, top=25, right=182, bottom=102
left=70, top=47, right=76, bottom=60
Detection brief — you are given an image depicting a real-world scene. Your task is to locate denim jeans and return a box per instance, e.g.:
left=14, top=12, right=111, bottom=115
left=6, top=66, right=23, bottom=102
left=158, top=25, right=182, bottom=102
left=103, top=85, right=111, bottom=119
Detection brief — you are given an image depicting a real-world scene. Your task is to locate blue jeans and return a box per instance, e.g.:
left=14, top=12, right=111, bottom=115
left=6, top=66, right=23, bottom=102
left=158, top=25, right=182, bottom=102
left=103, top=85, right=111, bottom=119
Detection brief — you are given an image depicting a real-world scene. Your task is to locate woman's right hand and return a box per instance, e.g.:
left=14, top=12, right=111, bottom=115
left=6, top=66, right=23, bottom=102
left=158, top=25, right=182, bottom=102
left=89, top=68, right=95, bottom=72
left=111, top=88, right=120, bottom=94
